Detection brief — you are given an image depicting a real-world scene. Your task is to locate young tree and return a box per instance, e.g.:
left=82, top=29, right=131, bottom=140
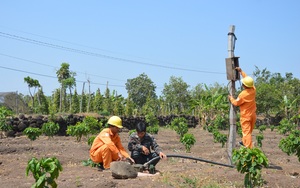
left=64, top=76, right=76, bottom=112
left=0, top=106, right=13, bottom=138
left=92, top=88, right=103, bottom=113
left=56, top=62, right=76, bottom=113
left=51, top=89, right=60, bottom=113
left=125, top=73, right=157, bottom=114
left=34, top=88, right=49, bottom=114
left=71, top=89, right=80, bottom=113
left=24, top=76, right=41, bottom=112
left=162, top=76, right=190, bottom=114
left=125, top=94, right=134, bottom=116
left=112, top=92, right=125, bottom=115
left=102, top=85, right=113, bottom=115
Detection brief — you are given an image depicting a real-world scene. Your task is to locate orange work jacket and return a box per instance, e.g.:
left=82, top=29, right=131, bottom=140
left=90, top=128, right=129, bottom=159
left=229, top=71, right=256, bottom=117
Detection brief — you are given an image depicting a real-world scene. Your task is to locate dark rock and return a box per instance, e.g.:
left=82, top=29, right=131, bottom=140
left=19, top=114, right=25, bottom=119
left=110, top=161, right=137, bottom=179
left=18, top=122, right=27, bottom=132
left=5, top=130, right=16, bottom=137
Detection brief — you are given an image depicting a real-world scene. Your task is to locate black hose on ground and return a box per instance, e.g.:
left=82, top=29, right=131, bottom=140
left=143, top=154, right=235, bottom=169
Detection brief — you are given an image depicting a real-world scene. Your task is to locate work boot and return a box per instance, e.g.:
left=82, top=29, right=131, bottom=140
left=97, top=163, right=105, bottom=171
left=239, top=141, right=244, bottom=146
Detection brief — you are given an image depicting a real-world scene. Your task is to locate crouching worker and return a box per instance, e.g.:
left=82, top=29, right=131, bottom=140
left=128, top=122, right=167, bottom=168
left=90, top=116, right=134, bottom=170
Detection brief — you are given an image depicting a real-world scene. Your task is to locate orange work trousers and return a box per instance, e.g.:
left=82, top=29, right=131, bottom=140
left=90, top=144, right=119, bottom=169
left=240, top=113, right=256, bottom=148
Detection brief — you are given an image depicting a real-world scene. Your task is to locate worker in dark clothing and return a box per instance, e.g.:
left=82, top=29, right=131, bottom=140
left=128, top=122, right=167, bottom=166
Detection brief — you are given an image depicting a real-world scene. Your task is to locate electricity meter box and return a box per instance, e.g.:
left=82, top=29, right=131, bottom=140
left=225, top=57, right=240, bottom=81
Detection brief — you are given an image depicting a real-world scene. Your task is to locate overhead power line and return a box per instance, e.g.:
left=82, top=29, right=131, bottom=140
left=0, top=31, right=225, bottom=75
left=0, top=65, right=125, bottom=88
left=0, top=52, right=125, bottom=82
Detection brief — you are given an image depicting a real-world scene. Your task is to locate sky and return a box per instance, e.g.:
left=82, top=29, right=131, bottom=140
left=0, top=1, right=299, bottom=98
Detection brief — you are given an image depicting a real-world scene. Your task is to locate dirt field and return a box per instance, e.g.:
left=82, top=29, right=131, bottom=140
left=0, top=127, right=300, bottom=188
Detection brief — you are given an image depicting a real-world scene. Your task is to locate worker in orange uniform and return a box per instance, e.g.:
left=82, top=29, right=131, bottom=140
left=90, top=116, right=134, bottom=170
left=228, top=67, right=256, bottom=148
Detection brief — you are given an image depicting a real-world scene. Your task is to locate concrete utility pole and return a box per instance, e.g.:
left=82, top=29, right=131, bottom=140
left=227, top=25, right=237, bottom=165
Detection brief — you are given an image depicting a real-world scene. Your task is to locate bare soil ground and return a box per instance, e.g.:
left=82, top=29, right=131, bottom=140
left=0, top=127, right=300, bottom=188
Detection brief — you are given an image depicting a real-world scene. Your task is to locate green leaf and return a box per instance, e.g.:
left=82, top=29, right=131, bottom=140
left=36, top=173, right=46, bottom=187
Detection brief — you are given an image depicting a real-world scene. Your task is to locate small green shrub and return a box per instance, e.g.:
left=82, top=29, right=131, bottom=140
left=87, top=135, right=96, bottom=146
left=82, top=158, right=97, bottom=167
left=171, top=117, right=188, bottom=137
left=23, top=127, right=42, bottom=141
left=26, top=157, right=63, bottom=188
left=41, top=122, right=60, bottom=139
left=128, top=129, right=136, bottom=136
left=82, top=116, right=102, bottom=134
left=213, top=114, right=228, bottom=130
left=212, top=130, right=227, bottom=148
left=277, top=118, right=297, bottom=135
left=256, top=133, right=264, bottom=147
left=258, top=125, right=267, bottom=133
left=279, top=130, right=300, bottom=162
left=147, top=125, right=159, bottom=134
left=233, top=147, right=269, bottom=188
left=66, top=122, right=90, bottom=142
left=180, top=133, right=196, bottom=152
left=0, top=106, right=13, bottom=136
left=207, top=125, right=215, bottom=133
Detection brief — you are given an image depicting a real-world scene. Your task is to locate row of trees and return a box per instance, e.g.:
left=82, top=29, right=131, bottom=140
left=16, top=63, right=300, bottom=126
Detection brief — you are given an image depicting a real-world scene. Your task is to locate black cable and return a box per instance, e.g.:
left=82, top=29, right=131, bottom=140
left=227, top=32, right=237, bottom=51
left=142, top=154, right=282, bottom=170
left=143, top=154, right=235, bottom=168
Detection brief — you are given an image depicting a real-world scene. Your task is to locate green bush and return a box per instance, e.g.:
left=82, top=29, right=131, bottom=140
left=41, top=122, right=60, bottom=139
left=87, top=135, right=96, bottom=146
left=23, top=127, right=42, bottom=141
left=180, top=133, right=196, bottom=152
left=0, top=106, right=13, bottom=135
left=213, top=114, right=228, bottom=130
left=279, top=130, right=300, bottom=162
left=207, top=125, right=215, bottom=133
left=82, top=158, right=97, bottom=167
left=258, top=125, right=267, bottom=133
left=256, top=133, right=264, bottom=147
left=233, top=147, right=269, bottom=188
left=128, top=129, right=136, bottom=136
left=82, top=116, right=102, bottom=134
left=277, top=118, right=297, bottom=135
left=26, top=157, right=63, bottom=188
left=66, top=122, right=90, bottom=142
left=170, top=117, right=188, bottom=137
left=212, top=130, right=227, bottom=148
left=147, top=125, right=159, bottom=134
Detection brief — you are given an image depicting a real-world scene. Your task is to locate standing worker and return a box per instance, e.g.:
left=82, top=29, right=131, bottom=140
left=228, top=67, right=256, bottom=148
left=128, top=122, right=167, bottom=167
left=90, top=116, right=134, bottom=170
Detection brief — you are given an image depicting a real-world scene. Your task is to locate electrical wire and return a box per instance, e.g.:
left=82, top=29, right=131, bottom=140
left=0, top=31, right=226, bottom=75
left=0, top=65, right=125, bottom=88
left=0, top=53, right=126, bottom=82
